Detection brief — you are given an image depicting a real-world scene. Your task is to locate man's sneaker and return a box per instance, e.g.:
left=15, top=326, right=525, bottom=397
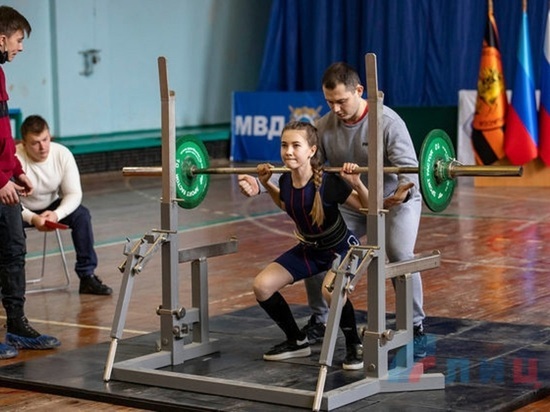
left=300, top=315, right=326, bottom=344
left=5, top=316, right=61, bottom=350
left=263, top=338, right=311, bottom=361
left=343, top=344, right=364, bottom=370
left=0, top=342, right=18, bottom=359
left=413, top=325, right=427, bottom=359
left=79, top=274, right=113, bottom=295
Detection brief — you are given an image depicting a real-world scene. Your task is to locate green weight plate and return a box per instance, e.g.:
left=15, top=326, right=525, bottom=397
left=175, top=135, right=210, bottom=209
left=419, top=129, right=456, bottom=213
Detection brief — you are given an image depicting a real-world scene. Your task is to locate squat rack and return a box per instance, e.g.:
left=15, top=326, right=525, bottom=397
left=103, top=54, right=445, bottom=411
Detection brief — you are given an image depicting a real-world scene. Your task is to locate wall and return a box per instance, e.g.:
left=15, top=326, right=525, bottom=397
left=4, top=0, right=272, bottom=139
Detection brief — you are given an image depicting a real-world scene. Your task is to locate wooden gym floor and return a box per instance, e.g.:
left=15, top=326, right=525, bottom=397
left=0, top=169, right=549, bottom=411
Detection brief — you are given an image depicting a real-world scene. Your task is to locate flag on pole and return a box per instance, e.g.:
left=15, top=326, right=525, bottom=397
left=504, top=3, right=538, bottom=165
left=538, top=7, right=550, bottom=166
left=471, top=0, right=507, bottom=165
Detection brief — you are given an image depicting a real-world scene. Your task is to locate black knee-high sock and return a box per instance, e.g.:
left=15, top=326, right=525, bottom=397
left=258, top=292, right=305, bottom=342
left=339, top=299, right=361, bottom=346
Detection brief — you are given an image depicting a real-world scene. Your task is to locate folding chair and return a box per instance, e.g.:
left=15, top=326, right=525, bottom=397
left=26, top=228, right=71, bottom=293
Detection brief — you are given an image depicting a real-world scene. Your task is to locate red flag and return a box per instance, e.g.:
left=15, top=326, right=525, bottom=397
left=471, top=2, right=507, bottom=165
left=504, top=7, right=538, bottom=165
left=539, top=8, right=550, bottom=165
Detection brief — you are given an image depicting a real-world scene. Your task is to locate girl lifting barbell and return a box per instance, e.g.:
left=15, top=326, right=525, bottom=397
left=251, top=120, right=412, bottom=369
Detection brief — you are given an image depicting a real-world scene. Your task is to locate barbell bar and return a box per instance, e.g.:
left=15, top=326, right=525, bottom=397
left=122, top=164, right=520, bottom=178
left=122, top=129, right=523, bottom=212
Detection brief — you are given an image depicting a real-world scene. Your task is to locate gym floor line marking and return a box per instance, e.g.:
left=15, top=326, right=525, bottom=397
left=459, top=189, right=550, bottom=205
left=440, top=258, right=548, bottom=273
left=241, top=196, right=294, bottom=238
left=421, top=212, right=545, bottom=223
left=0, top=316, right=148, bottom=335
left=25, top=208, right=285, bottom=261
left=209, top=291, right=255, bottom=305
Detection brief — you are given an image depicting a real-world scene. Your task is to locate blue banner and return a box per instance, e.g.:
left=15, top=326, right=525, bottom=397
left=230, top=91, right=328, bottom=162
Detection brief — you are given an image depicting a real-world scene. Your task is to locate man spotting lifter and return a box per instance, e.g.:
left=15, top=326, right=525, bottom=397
left=238, top=62, right=427, bottom=359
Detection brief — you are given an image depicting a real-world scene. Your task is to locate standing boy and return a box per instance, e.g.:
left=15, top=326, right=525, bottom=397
left=0, top=6, right=60, bottom=359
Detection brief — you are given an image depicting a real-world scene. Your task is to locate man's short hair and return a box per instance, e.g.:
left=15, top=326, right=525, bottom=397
left=0, top=6, right=31, bottom=37
left=322, top=62, right=361, bottom=91
left=21, top=115, right=49, bottom=140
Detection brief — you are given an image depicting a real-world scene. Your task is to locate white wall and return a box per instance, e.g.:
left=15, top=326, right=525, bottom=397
left=4, top=0, right=271, bottom=138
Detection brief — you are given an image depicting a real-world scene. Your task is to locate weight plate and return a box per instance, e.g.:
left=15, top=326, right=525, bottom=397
left=419, top=129, right=456, bottom=212
left=175, top=135, right=210, bottom=209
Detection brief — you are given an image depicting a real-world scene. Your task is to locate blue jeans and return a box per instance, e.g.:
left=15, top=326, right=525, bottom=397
left=30, top=199, right=98, bottom=278
left=0, top=202, right=27, bottom=319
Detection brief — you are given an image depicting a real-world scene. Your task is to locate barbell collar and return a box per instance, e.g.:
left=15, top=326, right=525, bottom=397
left=446, top=163, right=523, bottom=177
left=123, top=166, right=163, bottom=176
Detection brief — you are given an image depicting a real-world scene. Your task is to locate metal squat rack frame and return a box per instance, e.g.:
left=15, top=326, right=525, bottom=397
left=103, top=54, right=445, bottom=411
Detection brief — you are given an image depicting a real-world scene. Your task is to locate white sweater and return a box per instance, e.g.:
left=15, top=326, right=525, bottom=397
left=16, top=141, right=82, bottom=224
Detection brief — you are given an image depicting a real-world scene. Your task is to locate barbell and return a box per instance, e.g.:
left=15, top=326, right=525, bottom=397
left=122, top=129, right=522, bottom=212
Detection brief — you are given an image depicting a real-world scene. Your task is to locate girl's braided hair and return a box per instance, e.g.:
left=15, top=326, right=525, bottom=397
left=282, top=121, right=325, bottom=226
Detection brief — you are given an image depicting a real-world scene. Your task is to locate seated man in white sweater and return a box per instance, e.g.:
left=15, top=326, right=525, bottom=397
left=16, top=115, right=112, bottom=295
